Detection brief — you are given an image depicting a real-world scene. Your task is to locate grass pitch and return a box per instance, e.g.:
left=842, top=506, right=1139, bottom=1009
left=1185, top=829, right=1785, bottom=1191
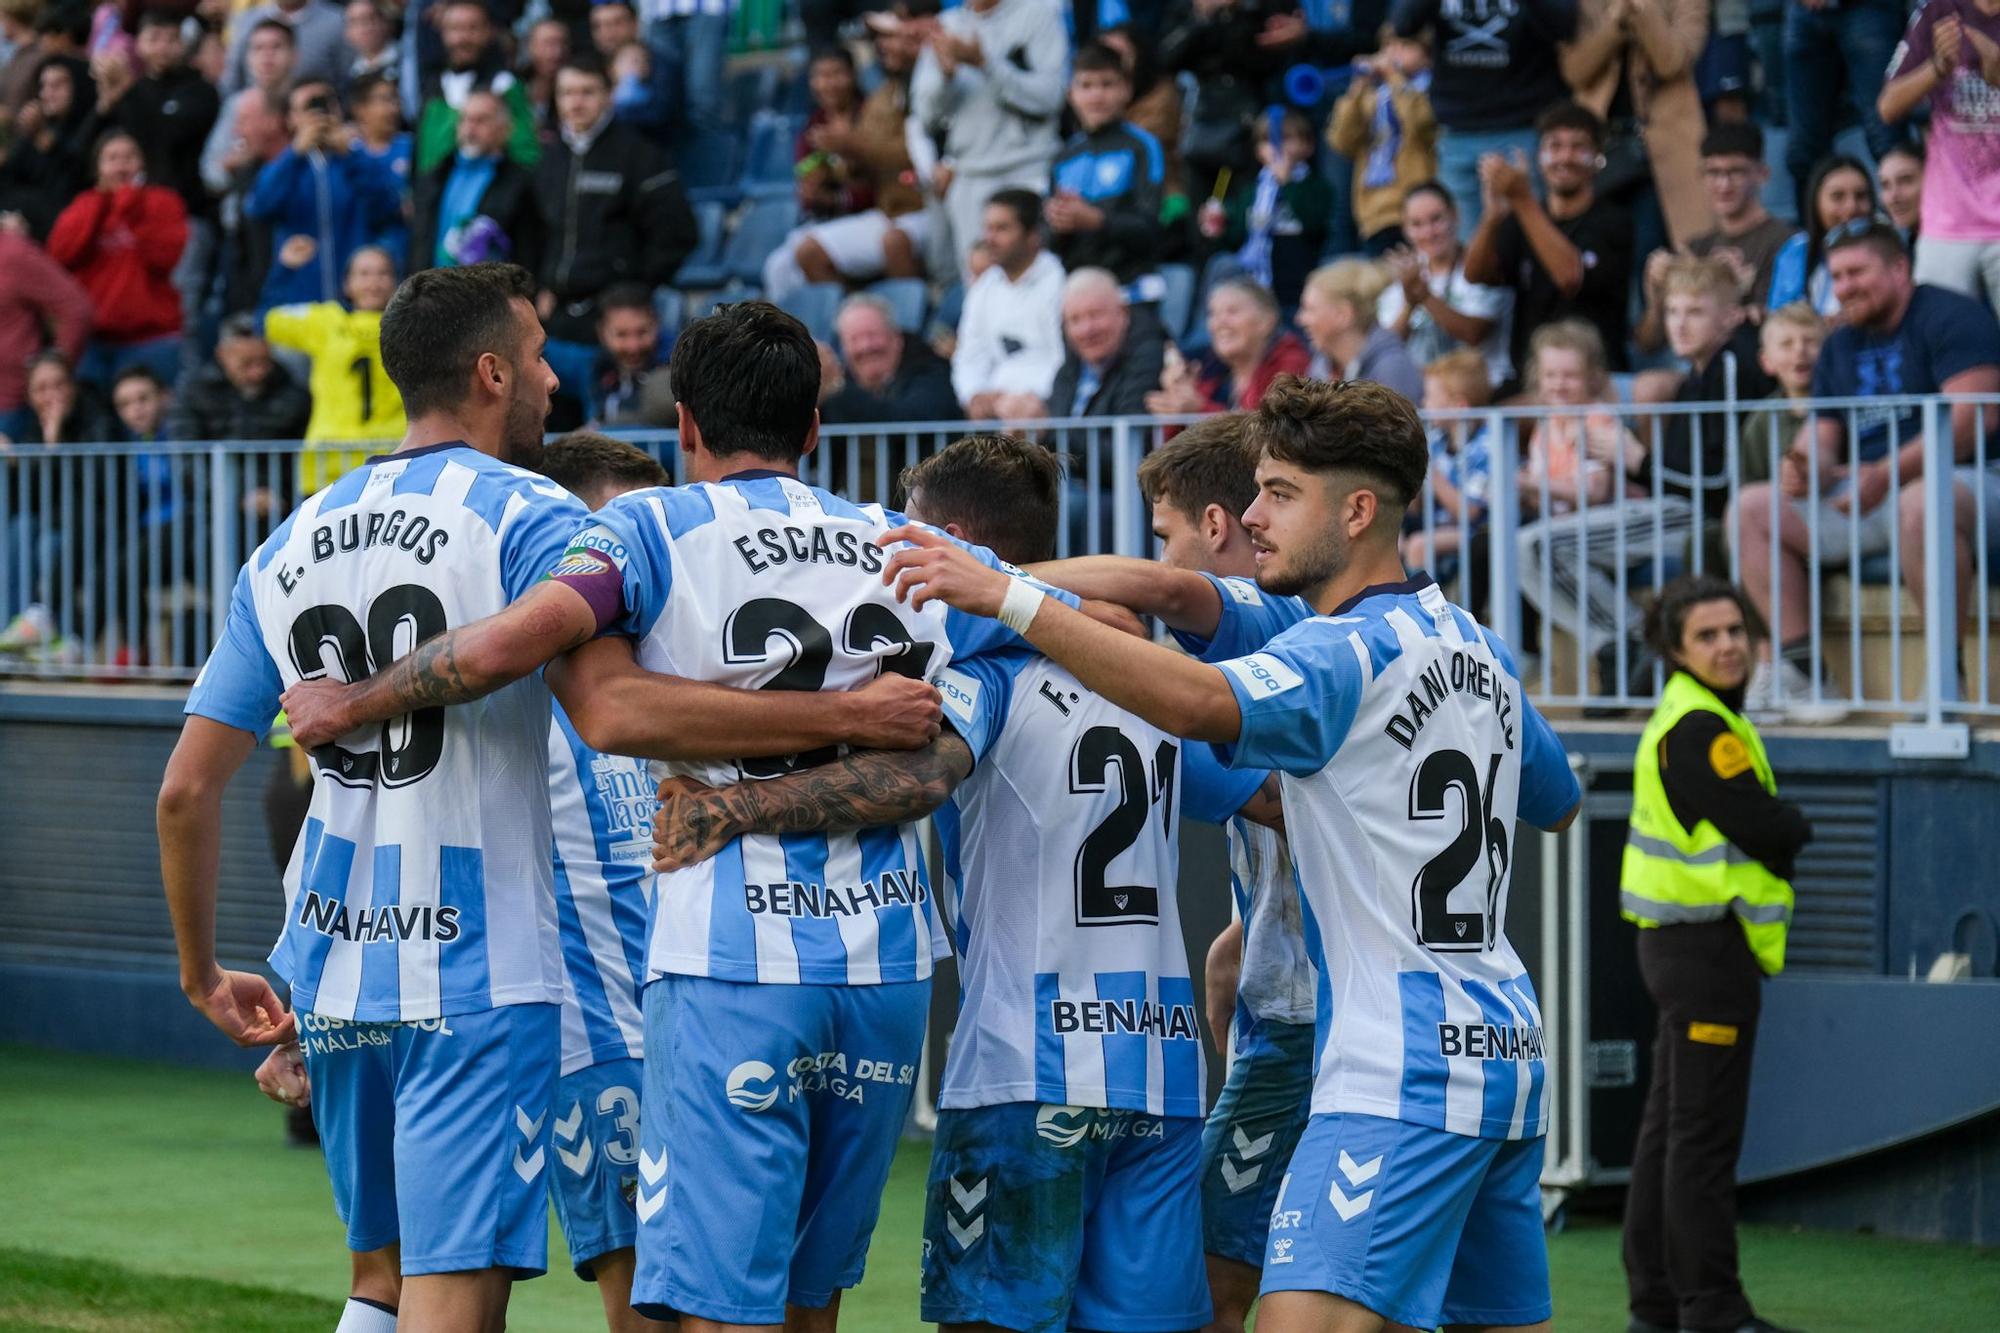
left=1, top=1045, right=1995, bottom=1330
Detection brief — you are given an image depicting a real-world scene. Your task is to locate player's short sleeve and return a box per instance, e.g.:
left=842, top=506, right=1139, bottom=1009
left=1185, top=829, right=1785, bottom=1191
left=546, top=491, right=667, bottom=638
left=1167, top=573, right=1314, bottom=663
left=500, top=488, right=591, bottom=601
left=1179, top=738, right=1267, bottom=826
left=932, top=649, right=1028, bottom=766
left=1516, top=695, right=1580, bottom=829
left=935, top=536, right=1082, bottom=659
left=184, top=565, right=283, bottom=738
left=1215, top=619, right=1364, bottom=777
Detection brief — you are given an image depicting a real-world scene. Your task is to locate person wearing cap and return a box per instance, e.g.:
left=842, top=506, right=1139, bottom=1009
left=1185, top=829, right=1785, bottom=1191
left=1620, top=573, right=1810, bottom=1333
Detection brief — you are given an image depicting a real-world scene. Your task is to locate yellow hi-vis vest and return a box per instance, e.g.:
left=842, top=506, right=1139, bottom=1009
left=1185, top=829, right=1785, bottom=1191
left=1621, top=671, right=1793, bottom=975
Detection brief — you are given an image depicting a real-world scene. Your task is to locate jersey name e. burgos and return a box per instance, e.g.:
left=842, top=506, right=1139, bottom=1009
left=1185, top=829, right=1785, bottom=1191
left=185, top=443, right=588, bottom=1021
left=554, top=470, right=1069, bottom=988
left=1202, top=575, right=1580, bottom=1141
left=932, top=650, right=1265, bottom=1117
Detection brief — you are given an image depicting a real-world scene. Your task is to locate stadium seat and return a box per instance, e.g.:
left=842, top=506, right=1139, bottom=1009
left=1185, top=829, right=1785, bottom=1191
left=741, top=109, right=803, bottom=199
left=931, top=280, right=966, bottom=334
left=868, top=277, right=927, bottom=334
left=681, top=131, right=743, bottom=206
left=724, top=197, right=798, bottom=286
left=782, top=282, right=845, bottom=343
left=726, top=63, right=781, bottom=125
left=1157, top=262, right=1196, bottom=343
left=673, top=200, right=732, bottom=289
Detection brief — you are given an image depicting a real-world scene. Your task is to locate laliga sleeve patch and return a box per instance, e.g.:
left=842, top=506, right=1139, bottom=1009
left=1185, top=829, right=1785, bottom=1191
left=1219, top=653, right=1304, bottom=699
left=1687, top=1021, right=1739, bottom=1047
left=933, top=666, right=981, bottom=730
left=1220, top=577, right=1264, bottom=606
left=1708, top=733, right=1753, bottom=781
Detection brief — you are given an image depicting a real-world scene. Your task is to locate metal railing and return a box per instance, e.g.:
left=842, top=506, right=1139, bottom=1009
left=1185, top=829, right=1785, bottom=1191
left=3, top=400, right=1995, bottom=730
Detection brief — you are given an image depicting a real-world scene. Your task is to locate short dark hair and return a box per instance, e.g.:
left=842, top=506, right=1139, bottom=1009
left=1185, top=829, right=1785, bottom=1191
left=808, top=43, right=855, bottom=72
left=897, top=433, right=1063, bottom=565
left=1403, top=179, right=1459, bottom=216
left=538, top=430, right=670, bottom=495
left=1244, top=376, right=1427, bottom=513
left=1824, top=219, right=1909, bottom=267
left=137, top=8, right=185, bottom=33
left=985, top=187, right=1041, bottom=233
left=1644, top=573, right=1762, bottom=660
left=597, top=283, right=656, bottom=321
left=1699, top=120, right=1764, bottom=163
left=1072, top=40, right=1127, bottom=77
left=1136, top=413, right=1259, bottom=524
left=441, top=0, right=494, bottom=17
left=90, top=128, right=144, bottom=178
left=1534, top=100, right=1603, bottom=148
left=378, top=262, right=539, bottom=418
left=349, top=70, right=395, bottom=105
left=37, top=0, right=91, bottom=43
left=670, top=301, right=820, bottom=464
left=112, top=364, right=168, bottom=392
left=558, top=51, right=611, bottom=85
left=247, top=16, right=296, bottom=45
left=1880, top=139, right=1926, bottom=168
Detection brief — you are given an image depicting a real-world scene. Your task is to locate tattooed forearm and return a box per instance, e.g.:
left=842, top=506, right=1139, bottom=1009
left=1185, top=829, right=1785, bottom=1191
left=385, top=631, right=477, bottom=711
left=728, top=734, right=975, bottom=837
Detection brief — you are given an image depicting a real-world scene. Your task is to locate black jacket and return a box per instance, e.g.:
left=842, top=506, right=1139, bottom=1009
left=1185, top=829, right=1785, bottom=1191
left=1048, top=122, right=1165, bottom=285
left=102, top=66, right=221, bottom=218
left=409, top=155, right=546, bottom=277
left=1657, top=676, right=1813, bottom=881
left=535, top=118, right=697, bottom=303
left=1047, top=328, right=1165, bottom=420
left=169, top=359, right=312, bottom=443
left=821, top=340, right=962, bottom=426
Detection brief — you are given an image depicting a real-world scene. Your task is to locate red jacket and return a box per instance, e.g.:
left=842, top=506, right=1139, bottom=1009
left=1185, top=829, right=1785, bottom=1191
left=47, top=184, right=188, bottom=344
left=0, top=232, right=92, bottom=411
left=1195, top=331, right=1313, bottom=413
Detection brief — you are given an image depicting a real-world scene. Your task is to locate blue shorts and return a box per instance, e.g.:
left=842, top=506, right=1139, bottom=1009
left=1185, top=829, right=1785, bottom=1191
left=920, top=1103, right=1210, bottom=1333
left=1200, top=1016, right=1315, bottom=1268
left=630, top=973, right=929, bottom=1325
left=1261, top=1113, right=1551, bottom=1329
left=298, top=1004, right=559, bottom=1277
left=549, top=1057, right=645, bottom=1278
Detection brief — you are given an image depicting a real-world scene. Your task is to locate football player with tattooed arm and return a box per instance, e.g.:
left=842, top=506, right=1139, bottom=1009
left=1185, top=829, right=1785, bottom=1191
left=281, top=303, right=1110, bottom=1333
left=880, top=376, right=1582, bottom=1333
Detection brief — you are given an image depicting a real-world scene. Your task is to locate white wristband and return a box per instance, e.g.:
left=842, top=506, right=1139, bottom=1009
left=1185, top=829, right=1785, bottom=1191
left=996, top=579, right=1047, bottom=635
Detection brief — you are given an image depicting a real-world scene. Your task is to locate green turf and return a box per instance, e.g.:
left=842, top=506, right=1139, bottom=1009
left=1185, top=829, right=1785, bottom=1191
left=2, top=1044, right=1997, bottom=1330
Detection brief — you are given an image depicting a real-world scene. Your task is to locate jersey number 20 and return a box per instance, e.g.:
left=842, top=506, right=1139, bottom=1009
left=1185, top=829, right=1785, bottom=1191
left=286, top=584, right=448, bottom=787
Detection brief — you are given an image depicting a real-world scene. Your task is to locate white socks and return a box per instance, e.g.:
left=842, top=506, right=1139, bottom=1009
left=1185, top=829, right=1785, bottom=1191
left=335, top=1297, right=398, bottom=1333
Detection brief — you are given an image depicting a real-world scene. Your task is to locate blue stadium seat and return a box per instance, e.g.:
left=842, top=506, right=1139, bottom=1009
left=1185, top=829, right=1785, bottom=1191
left=741, top=110, right=802, bottom=200
left=931, top=281, right=966, bottom=334
left=868, top=277, right=928, bottom=334
left=1157, top=262, right=1196, bottom=343
left=652, top=284, right=685, bottom=343
left=725, top=197, right=799, bottom=286
left=681, top=131, right=743, bottom=205
left=673, top=200, right=731, bottom=289
left=727, top=64, right=781, bottom=125
left=782, top=282, right=845, bottom=343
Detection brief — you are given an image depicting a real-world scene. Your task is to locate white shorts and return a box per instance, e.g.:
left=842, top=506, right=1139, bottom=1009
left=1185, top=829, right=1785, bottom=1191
left=1788, top=465, right=2000, bottom=562
left=763, top=210, right=930, bottom=299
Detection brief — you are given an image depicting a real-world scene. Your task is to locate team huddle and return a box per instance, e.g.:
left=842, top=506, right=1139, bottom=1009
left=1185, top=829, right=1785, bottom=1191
left=157, top=263, right=1580, bottom=1333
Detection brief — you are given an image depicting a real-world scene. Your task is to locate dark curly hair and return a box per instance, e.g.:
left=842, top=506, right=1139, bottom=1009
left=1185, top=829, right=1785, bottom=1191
left=1643, top=573, right=1764, bottom=661
left=1244, top=375, right=1428, bottom=514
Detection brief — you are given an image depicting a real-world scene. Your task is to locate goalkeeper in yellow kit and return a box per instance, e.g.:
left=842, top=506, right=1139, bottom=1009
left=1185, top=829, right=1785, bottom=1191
left=265, top=247, right=406, bottom=492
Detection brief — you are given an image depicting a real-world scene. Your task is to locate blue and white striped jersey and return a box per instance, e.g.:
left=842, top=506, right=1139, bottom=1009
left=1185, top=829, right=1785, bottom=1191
left=1171, top=575, right=1317, bottom=1030
left=932, top=649, right=1264, bottom=1117
left=185, top=443, right=589, bottom=1021
left=549, top=706, right=656, bottom=1076
left=560, top=471, right=1064, bottom=987
left=1207, top=576, right=1580, bottom=1141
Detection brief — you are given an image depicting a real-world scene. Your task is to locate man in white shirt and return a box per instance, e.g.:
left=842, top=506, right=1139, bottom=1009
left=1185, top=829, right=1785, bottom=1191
left=951, top=188, right=1066, bottom=420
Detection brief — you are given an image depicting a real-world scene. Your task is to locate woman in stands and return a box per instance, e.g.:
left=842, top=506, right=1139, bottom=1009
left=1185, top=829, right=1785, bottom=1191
left=1766, top=155, right=1875, bottom=321
left=46, top=130, right=188, bottom=389
left=1295, top=258, right=1425, bottom=403
left=1377, top=180, right=1510, bottom=387
left=0, top=57, right=98, bottom=240
left=1144, top=276, right=1308, bottom=416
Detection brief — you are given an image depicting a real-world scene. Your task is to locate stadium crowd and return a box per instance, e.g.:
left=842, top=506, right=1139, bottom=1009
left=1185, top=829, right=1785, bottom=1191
left=3, top=0, right=2000, bottom=715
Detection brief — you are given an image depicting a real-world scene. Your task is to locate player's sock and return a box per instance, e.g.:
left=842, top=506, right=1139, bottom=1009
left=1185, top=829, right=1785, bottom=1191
left=335, top=1297, right=397, bottom=1333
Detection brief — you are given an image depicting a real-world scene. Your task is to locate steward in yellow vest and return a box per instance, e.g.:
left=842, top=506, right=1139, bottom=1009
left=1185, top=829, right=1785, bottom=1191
left=1619, top=575, right=1813, bottom=1333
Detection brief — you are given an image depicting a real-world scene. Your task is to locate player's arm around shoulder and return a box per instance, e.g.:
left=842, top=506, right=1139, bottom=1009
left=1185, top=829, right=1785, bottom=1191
left=1026, top=555, right=1226, bottom=638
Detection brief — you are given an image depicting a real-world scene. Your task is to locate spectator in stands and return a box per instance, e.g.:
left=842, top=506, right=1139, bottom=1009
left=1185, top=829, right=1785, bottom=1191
left=1157, top=0, right=1302, bottom=198
left=47, top=131, right=187, bottom=386
left=549, top=282, right=672, bottom=427
left=343, top=0, right=397, bottom=86
left=641, top=0, right=731, bottom=153
left=1635, top=121, right=1798, bottom=353
left=911, top=0, right=1068, bottom=277
left=1875, top=142, right=1924, bottom=260
left=1391, top=0, right=1577, bottom=238
left=534, top=53, right=696, bottom=343
left=1379, top=182, right=1509, bottom=387
left=110, top=362, right=170, bottom=442
left=1879, top=5, right=2000, bottom=317
left=169, top=311, right=311, bottom=441
left=224, top=0, right=350, bottom=97
left=590, top=0, right=669, bottom=139
left=345, top=69, right=410, bottom=268
left=1044, top=266, right=1166, bottom=419
left=1328, top=24, right=1435, bottom=257
left=1100, top=23, right=1183, bottom=206
left=414, top=0, right=538, bottom=173
left=200, top=19, right=295, bottom=207
left=0, top=223, right=91, bottom=430
left=518, top=17, right=569, bottom=131
left=1403, top=348, right=1495, bottom=595
left=90, top=10, right=218, bottom=279
left=761, top=18, right=927, bottom=301
left=1740, top=302, right=1825, bottom=486
left=1560, top=0, right=1712, bottom=250
left=1731, top=223, right=2000, bottom=713
left=0, top=347, right=110, bottom=443
left=1648, top=254, right=1776, bottom=539
left=0, top=0, right=43, bottom=115
left=1765, top=154, right=1874, bottom=320
left=820, top=291, right=962, bottom=425
left=244, top=77, right=404, bottom=310
left=791, top=47, right=872, bottom=227
left=410, top=87, right=543, bottom=273
left=1144, top=275, right=1309, bottom=416
left=1782, top=0, right=1903, bottom=218
left=0, top=55, right=97, bottom=238
left=214, top=87, right=289, bottom=315
left=5, top=0, right=88, bottom=122
left=266, top=244, right=403, bottom=489
left=1045, top=40, right=1163, bottom=288
left=1199, top=108, right=1332, bottom=316
left=1297, top=259, right=1424, bottom=402
left=952, top=188, right=1066, bottom=418
left=1465, top=102, right=1634, bottom=389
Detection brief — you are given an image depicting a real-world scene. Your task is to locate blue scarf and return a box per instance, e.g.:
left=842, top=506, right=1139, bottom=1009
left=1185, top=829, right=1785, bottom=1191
left=1235, top=163, right=1306, bottom=291
left=1364, top=70, right=1429, bottom=191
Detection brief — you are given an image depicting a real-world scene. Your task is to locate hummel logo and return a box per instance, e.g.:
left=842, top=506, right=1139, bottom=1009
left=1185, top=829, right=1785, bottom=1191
left=949, top=1176, right=988, bottom=1212
left=558, top=1135, right=594, bottom=1176
left=638, top=1148, right=667, bottom=1187
left=636, top=1187, right=664, bottom=1223
left=945, top=1173, right=988, bottom=1252
left=1329, top=1179, right=1372, bottom=1222
left=515, top=1106, right=546, bottom=1140
left=1338, top=1150, right=1382, bottom=1187
left=1220, top=1157, right=1263, bottom=1194
left=513, top=1144, right=545, bottom=1183
left=555, top=1102, right=584, bottom=1143
left=1233, top=1127, right=1275, bottom=1159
